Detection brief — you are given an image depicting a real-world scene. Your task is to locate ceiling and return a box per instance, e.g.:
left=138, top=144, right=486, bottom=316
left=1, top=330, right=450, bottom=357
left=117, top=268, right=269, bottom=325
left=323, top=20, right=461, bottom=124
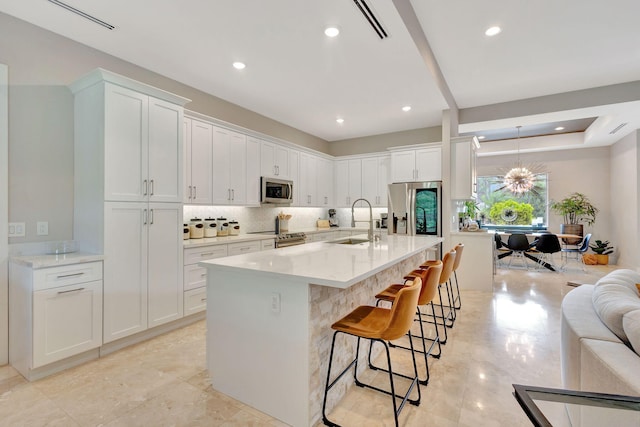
left=1, top=0, right=639, bottom=149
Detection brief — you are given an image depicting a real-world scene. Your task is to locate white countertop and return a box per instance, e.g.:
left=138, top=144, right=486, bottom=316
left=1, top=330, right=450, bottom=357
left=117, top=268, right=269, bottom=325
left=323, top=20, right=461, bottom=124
left=10, top=252, right=105, bottom=269
left=182, top=226, right=372, bottom=248
left=200, top=234, right=442, bottom=289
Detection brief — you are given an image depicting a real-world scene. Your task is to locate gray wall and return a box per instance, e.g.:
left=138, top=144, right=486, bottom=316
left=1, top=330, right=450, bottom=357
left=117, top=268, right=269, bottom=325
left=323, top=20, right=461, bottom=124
left=328, top=126, right=442, bottom=157
left=0, top=12, right=329, bottom=244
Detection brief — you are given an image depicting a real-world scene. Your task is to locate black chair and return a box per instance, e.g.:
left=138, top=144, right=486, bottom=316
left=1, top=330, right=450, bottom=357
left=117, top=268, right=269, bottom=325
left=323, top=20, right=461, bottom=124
left=533, top=234, right=562, bottom=271
left=561, top=233, right=592, bottom=271
left=505, top=234, right=533, bottom=269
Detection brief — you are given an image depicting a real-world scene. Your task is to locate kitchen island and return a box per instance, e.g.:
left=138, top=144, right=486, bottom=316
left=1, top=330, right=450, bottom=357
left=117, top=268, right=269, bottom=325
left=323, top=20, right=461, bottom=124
left=200, top=234, right=442, bottom=426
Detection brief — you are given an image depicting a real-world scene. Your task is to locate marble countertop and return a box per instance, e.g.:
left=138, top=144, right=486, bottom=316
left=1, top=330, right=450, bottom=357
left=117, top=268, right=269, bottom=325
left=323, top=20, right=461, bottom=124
left=183, top=226, right=372, bottom=248
left=10, top=252, right=105, bottom=269
left=199, top=234, right=442, bottom=289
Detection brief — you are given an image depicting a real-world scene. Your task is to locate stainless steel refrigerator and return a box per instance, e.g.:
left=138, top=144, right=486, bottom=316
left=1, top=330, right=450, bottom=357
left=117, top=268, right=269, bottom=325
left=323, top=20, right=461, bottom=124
left=388, top=181, right=442, bottom=238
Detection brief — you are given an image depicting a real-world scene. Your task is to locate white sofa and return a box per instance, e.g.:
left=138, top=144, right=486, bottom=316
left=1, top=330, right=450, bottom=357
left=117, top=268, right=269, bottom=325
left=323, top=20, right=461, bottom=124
left=561, top=269, right=640, bottom=426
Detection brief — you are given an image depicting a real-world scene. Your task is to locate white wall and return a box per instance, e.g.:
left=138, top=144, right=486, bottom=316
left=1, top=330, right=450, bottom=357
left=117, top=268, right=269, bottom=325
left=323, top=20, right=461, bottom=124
left=609, top=131, right=639, bottom=268
left=477, top=146, right=612, bottom=249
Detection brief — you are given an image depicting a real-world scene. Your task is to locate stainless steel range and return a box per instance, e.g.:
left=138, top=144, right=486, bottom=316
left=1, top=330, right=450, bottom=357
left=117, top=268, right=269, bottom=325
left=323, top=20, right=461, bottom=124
left=275, top=232, right=307, bottom=248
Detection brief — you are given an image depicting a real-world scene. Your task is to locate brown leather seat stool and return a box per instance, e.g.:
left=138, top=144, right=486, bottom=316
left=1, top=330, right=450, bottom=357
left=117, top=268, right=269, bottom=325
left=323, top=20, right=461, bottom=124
left=419, top=249, right=456, bottom=342
left=450, top=243, right=465, bottom=310
left=322, top=278, right=422, bottom=427
left=373, top=261, right=443, bottom=385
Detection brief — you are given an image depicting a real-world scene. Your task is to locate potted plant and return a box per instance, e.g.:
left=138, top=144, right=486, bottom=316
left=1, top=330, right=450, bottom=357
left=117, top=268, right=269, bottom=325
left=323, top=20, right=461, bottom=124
left=589, top=240, right=614, bottom=265
left=464, top=200, right=479, bottom=219
left=549, top=192, right=598, bottom=244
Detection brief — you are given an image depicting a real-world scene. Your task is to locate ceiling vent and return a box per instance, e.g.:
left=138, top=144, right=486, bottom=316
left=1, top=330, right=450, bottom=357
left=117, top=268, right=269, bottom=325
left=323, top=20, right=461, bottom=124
left=609, top=122, right=628, bottom=135
left=353, top=0, right=388, bottom=39
left=48, top=0, right=115, bottom=30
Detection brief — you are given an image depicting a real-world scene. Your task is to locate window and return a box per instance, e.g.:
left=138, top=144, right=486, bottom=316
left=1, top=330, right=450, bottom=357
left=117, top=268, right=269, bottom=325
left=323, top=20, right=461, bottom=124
left=475, top=173, right=548, bottom=230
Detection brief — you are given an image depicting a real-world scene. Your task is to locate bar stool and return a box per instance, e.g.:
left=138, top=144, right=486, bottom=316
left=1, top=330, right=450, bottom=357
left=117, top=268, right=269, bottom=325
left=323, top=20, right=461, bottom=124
left=419, top=249, right=456, bottom=342
left=372, top=262, right=443, bottom=385
left=322, top=278, right=422, bottom=427
left=450, top=243, right=464, bottom=310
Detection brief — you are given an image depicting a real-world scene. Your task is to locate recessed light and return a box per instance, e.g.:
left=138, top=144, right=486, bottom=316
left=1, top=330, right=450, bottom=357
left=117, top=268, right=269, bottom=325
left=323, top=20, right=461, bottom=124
left=478, top=135, right=486, bottom=140
left=485, top=26, right=501, bottom=36
left=232, top=62, right=246, bottom=70
left=402, top=106, right=411, bottom=112
left=555, top=126, right=564, bottom=131
left=324, top=27, right=340, bottom=37
left=336, top=118, right=344, bottom=124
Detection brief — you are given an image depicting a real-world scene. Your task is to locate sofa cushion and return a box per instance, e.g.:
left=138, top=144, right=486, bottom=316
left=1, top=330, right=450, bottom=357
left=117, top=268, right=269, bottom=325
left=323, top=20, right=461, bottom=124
left=594, top=269, right=640, bottom=295
left=592, top=283, right=640, bottom=343
left=623, top=309, right=640, bottom=355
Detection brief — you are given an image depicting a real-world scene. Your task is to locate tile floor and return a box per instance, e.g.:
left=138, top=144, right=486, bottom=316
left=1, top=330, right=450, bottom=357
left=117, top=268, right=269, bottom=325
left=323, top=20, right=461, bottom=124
left=0, top=264, right=617, bottom=426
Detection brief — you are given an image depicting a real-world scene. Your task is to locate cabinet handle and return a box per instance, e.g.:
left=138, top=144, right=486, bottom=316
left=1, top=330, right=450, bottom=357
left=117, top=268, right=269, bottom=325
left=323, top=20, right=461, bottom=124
left=188, top=185, right=192, bottom=200
left=193, top=186, right=197, bottom=199
left=200, top=252, right=214, bottom=256
left=200, top=297, right=207, bottom=302
left=56, top=272, right=84, bottom=279
left=149, top=209, right=154, bottom=225
left=200, top=273, right=207, bottom=277
left=143, top=209, right=148, bottom=225
left=57, top=287, right=85, bottom=295
left=143, top=179, right=148, bottom=196
left=150, top=179, right=155, bottom=196
left=228, top=189, right=231, bottom=200
left=308, top=195, right=311, bottom=204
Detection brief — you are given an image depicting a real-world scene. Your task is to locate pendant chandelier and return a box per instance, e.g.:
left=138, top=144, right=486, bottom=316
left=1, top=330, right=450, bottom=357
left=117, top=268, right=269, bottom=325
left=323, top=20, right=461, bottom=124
left=502, top=126, right=536, bottom=195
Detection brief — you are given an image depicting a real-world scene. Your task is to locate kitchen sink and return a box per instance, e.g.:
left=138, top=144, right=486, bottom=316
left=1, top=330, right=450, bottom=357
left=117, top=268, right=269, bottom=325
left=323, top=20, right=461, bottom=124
left=329, top=237, right=370, bottom=245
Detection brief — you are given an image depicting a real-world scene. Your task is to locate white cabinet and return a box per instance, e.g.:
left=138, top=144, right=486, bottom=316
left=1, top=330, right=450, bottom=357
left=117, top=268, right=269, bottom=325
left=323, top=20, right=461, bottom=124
left=10, top=260, right=103, bottom=379
left=228, top=240, right=261, bottom=256
left=298, top=152, right=317, bottom=206
left=317, top=157, right=334, bottom=207
left=289, top=150, right=300, bottom=205
left=451, top=136, right=480, bottom=200
left=103, top=83, right=183, bottom=203
left=260, top=140, right=290, bottom=178
left=334, top=159, right=362, bottom=207
left=71, top=69, right=188, bottom=345
left=212, top=127, right=260, bottom=205
left=184, top=118, right=213, bottom=204
left=103, top=202, right=183, bottom=342
left=361, top=156, right=390, bottom=207
left=390, top=146, right=441, bottom=182
left=183, top=245, right=228, bottom=315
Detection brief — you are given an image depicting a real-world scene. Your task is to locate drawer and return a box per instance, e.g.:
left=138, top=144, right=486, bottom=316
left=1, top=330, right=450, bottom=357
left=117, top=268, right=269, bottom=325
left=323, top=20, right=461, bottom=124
left=184, top=287, right=207, bottom=316
left=227, top=240, right=261, bottom=256
left=184, top=264, right=207, bottom=291
left=184, top=245, right=228, bottom=265
left=33, top=261, right=103, bottom=291
left=261, top=239, right=275, bottom=250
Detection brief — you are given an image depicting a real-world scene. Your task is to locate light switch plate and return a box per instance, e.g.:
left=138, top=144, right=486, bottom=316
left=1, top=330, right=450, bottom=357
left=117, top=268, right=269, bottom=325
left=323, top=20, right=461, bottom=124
left=37, top=221, right=49, bottom=236
left=9, top=222, right=26, bottom=237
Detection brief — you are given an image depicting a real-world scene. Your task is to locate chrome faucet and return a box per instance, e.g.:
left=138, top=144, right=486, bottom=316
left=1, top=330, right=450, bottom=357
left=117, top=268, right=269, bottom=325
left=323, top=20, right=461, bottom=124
left=351, top=198, right=374, bottom=241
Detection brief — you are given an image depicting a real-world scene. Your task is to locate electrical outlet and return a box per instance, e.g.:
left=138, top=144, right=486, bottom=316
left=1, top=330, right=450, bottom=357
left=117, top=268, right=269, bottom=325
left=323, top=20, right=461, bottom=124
left=9, top=222, right=26, bottom=237
left=271, top=292, right=281, bottom=313
left=37, top=221, right=49, bottom=236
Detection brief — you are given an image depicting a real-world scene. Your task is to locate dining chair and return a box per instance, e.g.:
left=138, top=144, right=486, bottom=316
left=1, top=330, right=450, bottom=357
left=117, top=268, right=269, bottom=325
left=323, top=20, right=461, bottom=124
left=505, top=234, right=533, bottom=269
left=533, top=233, right=562, bottom=271
left=561, top=233, right=592, bottom=271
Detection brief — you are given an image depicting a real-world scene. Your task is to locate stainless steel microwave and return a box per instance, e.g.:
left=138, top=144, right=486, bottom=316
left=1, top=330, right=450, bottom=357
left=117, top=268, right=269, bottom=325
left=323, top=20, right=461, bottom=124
left=261, top=177, right=293, bottom=204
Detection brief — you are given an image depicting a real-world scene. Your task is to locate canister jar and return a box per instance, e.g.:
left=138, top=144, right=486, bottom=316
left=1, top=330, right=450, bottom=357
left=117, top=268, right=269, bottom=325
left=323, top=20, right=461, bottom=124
left=229, top=220, right=240, bottom=236
left=204, top=218, right=217, bottom=237
left=189, top=218, right=204, bottom=239
left=217, top=217, right=229, bottom=237
left=183, top=223, right=190, bottom=240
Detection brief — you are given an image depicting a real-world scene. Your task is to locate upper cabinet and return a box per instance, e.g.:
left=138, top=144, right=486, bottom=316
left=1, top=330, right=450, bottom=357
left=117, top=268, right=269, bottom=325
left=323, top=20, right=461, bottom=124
left=101, top=83, right=184, bottom=203
left=361, top=155, right=390, bottom=207
left=298, top=152, right=317, bottom=206
left=316, top=157, right=333, bottom=207
left=390, top=146, right=441, bottom=183
left=212, top=127, right=260, bottom=206
left=451, top=136, right=480, bottom=200
left=260, top=140, right=290, bottom=179
left=184, top=118, right=213, bottom=205
left=334, top=159, right=362, bottom=207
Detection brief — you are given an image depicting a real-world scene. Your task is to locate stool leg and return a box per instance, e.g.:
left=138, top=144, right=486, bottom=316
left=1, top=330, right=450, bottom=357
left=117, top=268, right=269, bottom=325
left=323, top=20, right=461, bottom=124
left=453, top=270, right=462, bottom=310
left=322, top=331, right=357, bottom=427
